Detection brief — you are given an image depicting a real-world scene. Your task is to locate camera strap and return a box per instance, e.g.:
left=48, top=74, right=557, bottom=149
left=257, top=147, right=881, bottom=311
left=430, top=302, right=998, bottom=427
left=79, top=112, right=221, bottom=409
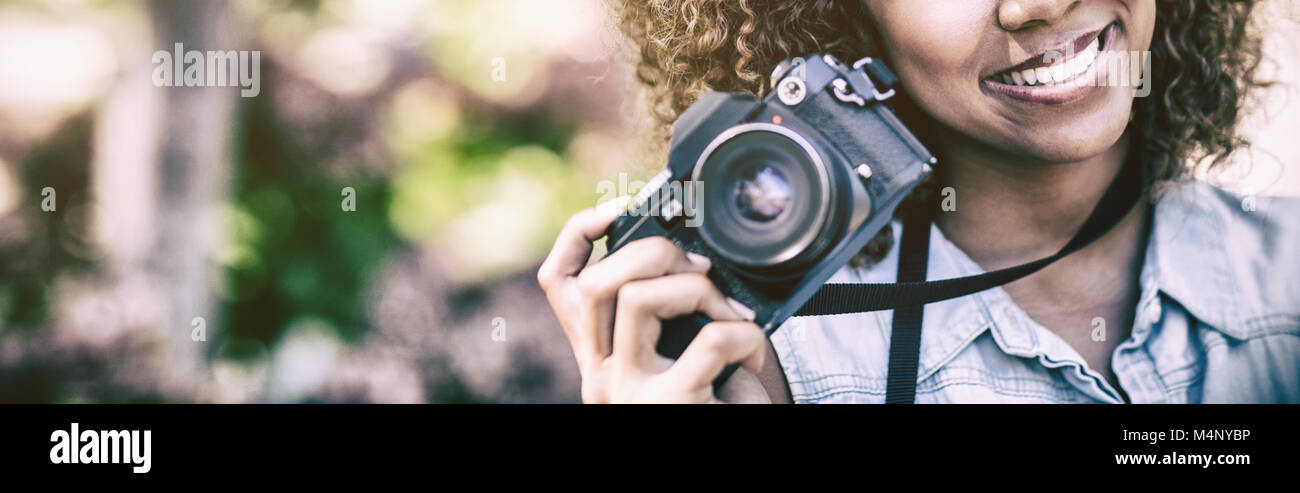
left=885, top=208, right=931, bottom=404
left=793, top=154, right=1143, bottom=403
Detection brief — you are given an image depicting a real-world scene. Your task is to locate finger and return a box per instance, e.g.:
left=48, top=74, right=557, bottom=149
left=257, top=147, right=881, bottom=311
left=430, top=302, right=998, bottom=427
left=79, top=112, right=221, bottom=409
left=611, top=273, right=750, bottom=367
left=714, top=367, right=771, bottom=404
left=664, top=321, right=766, bottom=391
left=537, top=197, right=630, bottom=289
left=572, top=237, right=711, bottom=366
left=577, top=236, right=712, bottom=301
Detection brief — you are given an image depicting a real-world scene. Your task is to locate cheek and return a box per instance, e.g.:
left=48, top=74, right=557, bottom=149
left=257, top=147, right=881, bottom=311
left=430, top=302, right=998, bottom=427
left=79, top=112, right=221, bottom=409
left=873, top=6, right=1001, bottom=137
left=1129, top=1, right=1156, bottom=52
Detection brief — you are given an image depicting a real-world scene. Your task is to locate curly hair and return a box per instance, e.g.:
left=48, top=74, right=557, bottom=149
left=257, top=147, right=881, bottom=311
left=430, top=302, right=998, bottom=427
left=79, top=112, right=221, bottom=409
left=610, top=0, right=1269, bottom=262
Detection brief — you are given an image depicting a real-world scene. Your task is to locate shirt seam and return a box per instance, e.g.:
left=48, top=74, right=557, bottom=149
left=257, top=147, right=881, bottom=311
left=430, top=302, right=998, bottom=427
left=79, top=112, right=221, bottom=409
left=797, top=381, right=1094, bottom=403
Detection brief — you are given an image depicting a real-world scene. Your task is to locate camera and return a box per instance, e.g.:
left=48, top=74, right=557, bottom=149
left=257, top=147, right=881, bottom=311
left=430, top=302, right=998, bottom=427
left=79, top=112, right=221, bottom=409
left=605, top=54, right=935, bottom=360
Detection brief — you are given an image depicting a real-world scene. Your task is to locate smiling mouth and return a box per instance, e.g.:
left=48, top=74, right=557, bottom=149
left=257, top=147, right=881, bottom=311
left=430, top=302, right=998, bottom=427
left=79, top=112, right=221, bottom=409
left=985, top=22, right=1119, bottom=87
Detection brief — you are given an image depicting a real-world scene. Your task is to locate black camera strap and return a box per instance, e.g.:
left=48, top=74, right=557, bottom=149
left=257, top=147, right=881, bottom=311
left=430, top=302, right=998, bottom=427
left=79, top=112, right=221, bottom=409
left=793, top=155, right=1143, bottom=403
left=885, top=209, right=931, bottom=404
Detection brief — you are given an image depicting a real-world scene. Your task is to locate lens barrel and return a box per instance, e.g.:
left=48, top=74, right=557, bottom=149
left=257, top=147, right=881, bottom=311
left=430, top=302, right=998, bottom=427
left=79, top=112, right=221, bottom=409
left=692, top=123, right=846, bottom=278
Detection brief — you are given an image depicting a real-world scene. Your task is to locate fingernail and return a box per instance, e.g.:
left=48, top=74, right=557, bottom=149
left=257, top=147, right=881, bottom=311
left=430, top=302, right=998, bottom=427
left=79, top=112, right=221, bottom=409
left=726, top=297, right=756, bottom=322
left=686, top=252, right=712, bottom=270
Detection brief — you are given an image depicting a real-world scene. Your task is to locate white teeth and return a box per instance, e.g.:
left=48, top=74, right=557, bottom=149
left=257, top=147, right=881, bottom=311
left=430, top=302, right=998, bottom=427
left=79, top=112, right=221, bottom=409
left=1082, top=38, right=1100, bottom=63
left=1036, top=67, right=1052, bottom=84
left=1049, top=62, right=1067, bottom=83
left=993, top=36, right=1102, bottom=87
left=1068, top=56, right=1084, bottom=78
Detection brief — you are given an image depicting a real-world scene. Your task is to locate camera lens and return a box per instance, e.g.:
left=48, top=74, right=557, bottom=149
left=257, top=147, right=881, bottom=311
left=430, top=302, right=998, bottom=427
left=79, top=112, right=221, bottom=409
left=692, top=123, right=846, bottom=275
left=734, top=165, right=792, bottom=223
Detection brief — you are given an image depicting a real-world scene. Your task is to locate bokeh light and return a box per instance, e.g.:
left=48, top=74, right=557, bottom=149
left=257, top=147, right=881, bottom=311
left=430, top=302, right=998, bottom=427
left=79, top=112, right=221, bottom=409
left=1, top=0, right=1297, bottom=404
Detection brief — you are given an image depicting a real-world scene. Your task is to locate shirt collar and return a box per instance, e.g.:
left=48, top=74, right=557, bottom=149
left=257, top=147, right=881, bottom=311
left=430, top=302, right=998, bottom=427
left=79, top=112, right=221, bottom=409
left=913, top=223, right=1036, bottom=380
left=913, top=222, right=1128, bottom=402
left=908, top=180, right=1257, bottom=374
left=1146, top=180, right=1260, bottom=341
left=879, top=179, right=1263, bottom=382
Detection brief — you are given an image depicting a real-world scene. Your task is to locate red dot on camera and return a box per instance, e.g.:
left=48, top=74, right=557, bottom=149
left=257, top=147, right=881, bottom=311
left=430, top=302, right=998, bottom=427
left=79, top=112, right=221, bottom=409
left=772, top=115, right=782, bottom=125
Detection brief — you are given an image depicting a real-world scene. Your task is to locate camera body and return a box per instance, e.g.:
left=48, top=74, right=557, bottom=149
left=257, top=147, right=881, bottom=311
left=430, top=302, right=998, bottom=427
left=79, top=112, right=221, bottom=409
left=605, top=54, right=935, bottom=359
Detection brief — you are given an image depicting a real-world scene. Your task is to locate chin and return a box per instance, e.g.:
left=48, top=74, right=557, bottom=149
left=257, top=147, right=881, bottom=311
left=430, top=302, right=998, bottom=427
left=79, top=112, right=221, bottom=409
left=1022, top=126, right=1129, bottom=164
left=1002, top=95, right=1134, bottom=164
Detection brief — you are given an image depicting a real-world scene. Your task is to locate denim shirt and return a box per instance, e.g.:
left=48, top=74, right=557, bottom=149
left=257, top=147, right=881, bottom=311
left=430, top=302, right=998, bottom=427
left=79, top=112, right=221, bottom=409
left=769, top=181, right=1300, bottom=403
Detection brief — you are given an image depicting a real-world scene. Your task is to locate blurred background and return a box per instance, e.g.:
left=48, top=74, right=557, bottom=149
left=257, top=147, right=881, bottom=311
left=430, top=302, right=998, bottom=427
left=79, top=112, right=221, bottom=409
left=0, top=0, right=1297, bottom=403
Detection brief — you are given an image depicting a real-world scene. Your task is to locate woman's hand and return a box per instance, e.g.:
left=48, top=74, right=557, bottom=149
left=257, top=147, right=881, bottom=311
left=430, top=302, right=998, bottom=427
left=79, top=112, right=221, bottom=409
left=537, top=203, right=770, bottom=403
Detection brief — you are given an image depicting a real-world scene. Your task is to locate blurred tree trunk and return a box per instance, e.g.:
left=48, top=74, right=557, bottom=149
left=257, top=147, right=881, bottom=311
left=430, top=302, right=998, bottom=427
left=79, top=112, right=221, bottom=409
left=134, top=0, right=240, bottom=391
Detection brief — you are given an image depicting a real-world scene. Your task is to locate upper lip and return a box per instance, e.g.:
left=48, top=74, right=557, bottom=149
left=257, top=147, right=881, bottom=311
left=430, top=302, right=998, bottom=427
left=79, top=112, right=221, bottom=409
left=984, top=24, right=1110, bottom=79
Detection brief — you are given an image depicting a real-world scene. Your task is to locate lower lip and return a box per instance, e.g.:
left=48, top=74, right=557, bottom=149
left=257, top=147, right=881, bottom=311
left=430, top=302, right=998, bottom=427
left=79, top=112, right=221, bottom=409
left=981, top=23, right=1122, bottom=105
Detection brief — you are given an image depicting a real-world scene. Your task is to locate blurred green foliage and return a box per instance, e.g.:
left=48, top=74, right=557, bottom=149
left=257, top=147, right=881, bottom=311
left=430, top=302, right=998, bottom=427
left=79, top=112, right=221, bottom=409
left=213, top=0, right=603, bottom=357
left=0, top=0, right=624, bottom=402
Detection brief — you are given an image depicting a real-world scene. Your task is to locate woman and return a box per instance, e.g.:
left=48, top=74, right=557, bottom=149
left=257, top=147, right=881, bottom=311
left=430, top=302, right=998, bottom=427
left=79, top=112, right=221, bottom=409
left=537, top=0, right=1300, bottom=403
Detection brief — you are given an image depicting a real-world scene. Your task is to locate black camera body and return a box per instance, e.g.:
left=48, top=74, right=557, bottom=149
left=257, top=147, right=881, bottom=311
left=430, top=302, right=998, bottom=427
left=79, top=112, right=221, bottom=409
left=605, top=54, right=935, bottom=359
